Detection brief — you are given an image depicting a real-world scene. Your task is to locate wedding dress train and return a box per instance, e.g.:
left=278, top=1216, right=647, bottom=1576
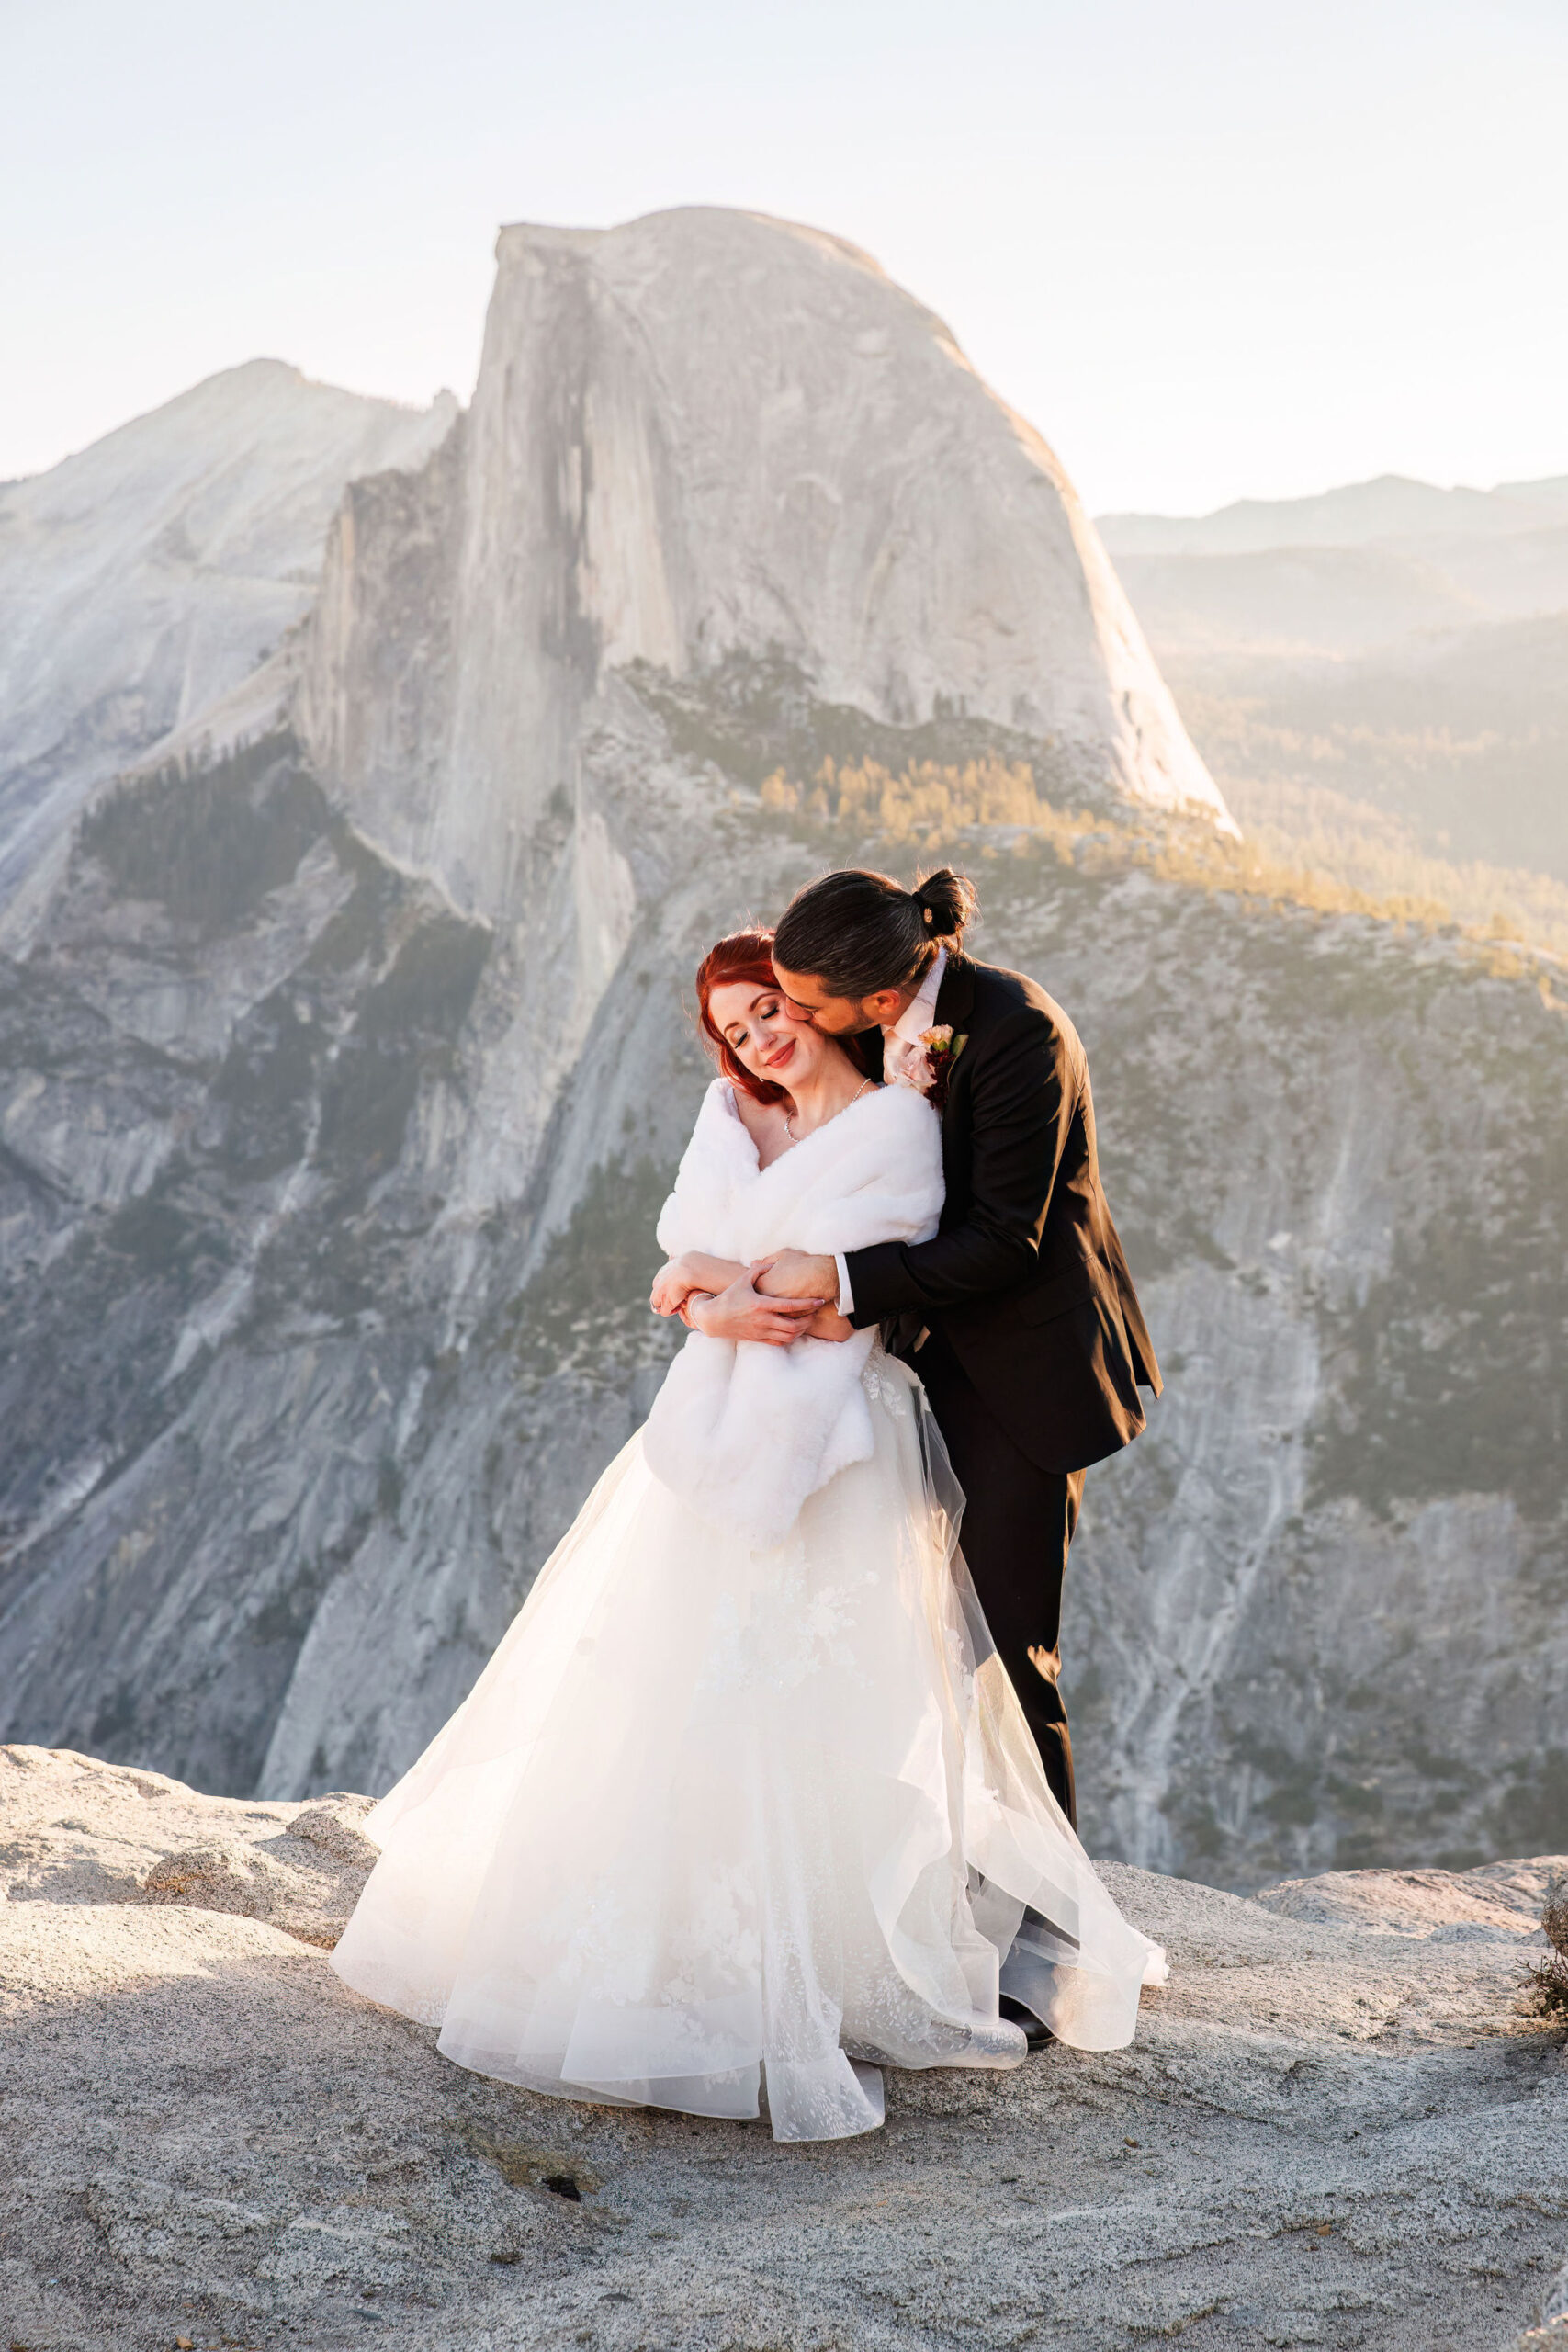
left=331, top=1082, right=1164, bottom=2141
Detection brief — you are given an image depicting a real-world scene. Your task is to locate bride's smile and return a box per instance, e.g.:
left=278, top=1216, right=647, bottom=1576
left=710, top=980, right=815, bottom=1080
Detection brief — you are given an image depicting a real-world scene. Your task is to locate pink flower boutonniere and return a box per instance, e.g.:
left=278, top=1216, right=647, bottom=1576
left=926, top=1026, right=969, bottom=1110
left=887, top=1044, right=938, bottom=1094
left=889, top=1026, right=967, bottom=1108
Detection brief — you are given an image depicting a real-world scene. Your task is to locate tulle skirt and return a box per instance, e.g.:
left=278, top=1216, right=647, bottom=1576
left=331, top=1351, right=1165, bottom=2141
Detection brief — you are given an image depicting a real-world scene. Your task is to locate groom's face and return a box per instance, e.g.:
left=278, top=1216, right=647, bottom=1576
left=772, top=961, right=904, bottom=1035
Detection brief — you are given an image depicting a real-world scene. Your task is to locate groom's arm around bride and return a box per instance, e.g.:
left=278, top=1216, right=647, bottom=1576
left=766, top=865, right=1161, bottom=1826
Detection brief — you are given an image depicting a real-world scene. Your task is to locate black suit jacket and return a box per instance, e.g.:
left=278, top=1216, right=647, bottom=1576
left=844, top=954, right=1161, bottom=1476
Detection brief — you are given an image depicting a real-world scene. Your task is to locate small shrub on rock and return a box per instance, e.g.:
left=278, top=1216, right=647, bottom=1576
left=1520, top=1873, right=1568, bottom=2018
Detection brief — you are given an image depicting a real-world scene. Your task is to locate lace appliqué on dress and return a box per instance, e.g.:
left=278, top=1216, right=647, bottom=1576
left=861, top=1359, right=911, bottom=1419
left=698, top=1529, right=876, bottom=1700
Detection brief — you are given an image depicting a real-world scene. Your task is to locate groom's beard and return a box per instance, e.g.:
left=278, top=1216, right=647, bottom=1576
left=795, top=1009, right=869, bottom=1036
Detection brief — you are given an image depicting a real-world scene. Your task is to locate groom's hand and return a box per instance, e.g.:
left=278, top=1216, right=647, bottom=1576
left=649, top=1252, right=748, bottom=1317
left=754, top=1250, right=840, bottom=1306
left=690, top=1267, right=825, bottom=1345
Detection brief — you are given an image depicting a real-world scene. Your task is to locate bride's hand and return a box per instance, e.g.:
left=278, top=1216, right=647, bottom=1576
left=650, top=1258, right=698, bottom=1317
left=651, top=1252, right=749, bottom=1317
left=689, top=1268, right=824, bottom=1346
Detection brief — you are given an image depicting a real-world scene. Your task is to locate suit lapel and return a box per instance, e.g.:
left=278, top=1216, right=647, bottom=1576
left=934, top=952, right=976, bottom=1032
left=925, top=953, right=977, bottom=1122
left=854, top=1026, right=886, bottom=1082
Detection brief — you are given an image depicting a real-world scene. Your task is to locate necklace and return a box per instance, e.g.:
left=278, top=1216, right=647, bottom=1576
left=784, top=1077, right=873, bottom=1145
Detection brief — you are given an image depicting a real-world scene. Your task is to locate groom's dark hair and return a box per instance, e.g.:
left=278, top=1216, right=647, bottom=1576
left=773, top=866, right=976, bottom=999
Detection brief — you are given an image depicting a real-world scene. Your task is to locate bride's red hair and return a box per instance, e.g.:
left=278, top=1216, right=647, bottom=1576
left=695, top=931, right=790, bottom=1105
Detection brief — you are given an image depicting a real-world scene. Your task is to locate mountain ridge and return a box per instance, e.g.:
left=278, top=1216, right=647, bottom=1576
left=1098, top=453, right=1568, bottom=923
left=0, top=361, right=459, bottom=944
left=1099, top=469, right=1568, bottom=555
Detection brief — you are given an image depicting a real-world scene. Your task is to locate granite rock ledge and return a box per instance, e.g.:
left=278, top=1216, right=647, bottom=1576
left=1, top=1745, right=1564, bottom=2351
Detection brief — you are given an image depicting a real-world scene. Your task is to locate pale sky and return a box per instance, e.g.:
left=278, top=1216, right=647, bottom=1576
left=4, top=0, right=1565, bottom=513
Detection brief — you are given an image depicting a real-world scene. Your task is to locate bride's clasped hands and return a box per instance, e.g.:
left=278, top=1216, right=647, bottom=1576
left=649, top=1251, right=846, bottom=1343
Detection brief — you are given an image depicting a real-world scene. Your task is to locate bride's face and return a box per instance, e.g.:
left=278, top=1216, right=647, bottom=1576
left=708, top=978, right=829, bottom=1093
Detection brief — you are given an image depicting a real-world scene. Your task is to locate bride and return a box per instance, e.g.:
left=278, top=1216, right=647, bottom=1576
left=330, top=930, right=1165, bottom=2142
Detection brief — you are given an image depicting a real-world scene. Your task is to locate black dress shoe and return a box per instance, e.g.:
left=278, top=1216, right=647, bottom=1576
left=998, top=1994, right=1055, bottom=2052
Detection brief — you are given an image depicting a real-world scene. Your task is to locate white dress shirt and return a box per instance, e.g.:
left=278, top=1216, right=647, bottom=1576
left=834, top=946, right=946, bottom=1317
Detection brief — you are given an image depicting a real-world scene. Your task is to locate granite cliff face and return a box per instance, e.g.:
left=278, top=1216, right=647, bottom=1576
left=0, top=209, right=1563, bottom=1897
left=298, top=209, right=1228, bottom=928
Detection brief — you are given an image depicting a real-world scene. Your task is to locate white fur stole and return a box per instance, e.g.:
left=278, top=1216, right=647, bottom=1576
left=641, top=1079, right=943, bottom=1546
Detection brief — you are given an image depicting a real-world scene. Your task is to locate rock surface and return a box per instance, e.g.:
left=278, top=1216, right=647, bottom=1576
left=1, top=1746, right=1564, bottom=2351
left=0, top=1743, right=376, bottom=1953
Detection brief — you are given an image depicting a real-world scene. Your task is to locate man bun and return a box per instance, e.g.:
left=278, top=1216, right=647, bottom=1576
left=911, top=868, right=977, bottom=940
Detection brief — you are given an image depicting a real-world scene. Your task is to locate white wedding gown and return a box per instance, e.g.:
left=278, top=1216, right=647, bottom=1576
left=331, top=1083, right=1165, bottom=2142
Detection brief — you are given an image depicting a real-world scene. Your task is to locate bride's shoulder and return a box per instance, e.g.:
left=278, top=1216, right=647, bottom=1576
left=855, top=1080, right=942, bottom=1160
left=722, top=1080, right=787, bottom=1148
left=865, top=1080, right=939, bottom=1131
left=686, top=1077, right=785, bottom=1169
left=694, top=1074, right=749, bottom=1120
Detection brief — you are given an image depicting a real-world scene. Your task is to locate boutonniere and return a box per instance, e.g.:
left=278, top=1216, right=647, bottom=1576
left=932, top=1028, right=968, bottom=1109
left=889, top=1026, right=969, bottom=1108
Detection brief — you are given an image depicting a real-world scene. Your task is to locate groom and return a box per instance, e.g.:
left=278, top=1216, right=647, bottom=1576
left=761, top=865, right=1161, bottom=1831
